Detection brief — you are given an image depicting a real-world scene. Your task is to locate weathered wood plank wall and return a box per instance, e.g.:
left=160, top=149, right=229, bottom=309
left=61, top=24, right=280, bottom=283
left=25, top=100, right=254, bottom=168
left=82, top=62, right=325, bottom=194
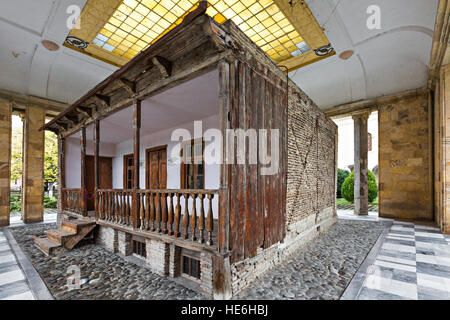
left=224, top=59, right=287, bottom=264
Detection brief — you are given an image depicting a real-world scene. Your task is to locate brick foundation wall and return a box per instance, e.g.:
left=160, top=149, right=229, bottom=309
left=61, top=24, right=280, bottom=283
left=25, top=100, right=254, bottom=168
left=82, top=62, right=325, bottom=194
left=118, top=231, right=131, bottom=256
left=145, top=239, right=169, bottom=275
left=378, top=92, right=433, bottom=220
left=96, top=225, right=118, bottom=253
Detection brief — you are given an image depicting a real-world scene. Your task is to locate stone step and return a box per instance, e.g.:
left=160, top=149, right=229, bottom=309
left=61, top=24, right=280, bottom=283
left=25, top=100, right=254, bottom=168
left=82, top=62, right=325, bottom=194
left=45, top=229, right=76, bottom=245
left=33, top=236, right=61, bottom=256
left=61, top=219, right=96, bottom=233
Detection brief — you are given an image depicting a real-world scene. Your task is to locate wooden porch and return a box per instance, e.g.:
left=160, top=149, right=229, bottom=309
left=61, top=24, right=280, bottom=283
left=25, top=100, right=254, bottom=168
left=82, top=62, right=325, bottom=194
left=62, top=188, right=220, bottom=251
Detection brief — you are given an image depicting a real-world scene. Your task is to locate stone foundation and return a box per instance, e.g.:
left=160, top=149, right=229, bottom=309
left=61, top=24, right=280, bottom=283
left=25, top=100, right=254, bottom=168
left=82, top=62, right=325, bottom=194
left=96, top=225, right=118, bottom=253
left=145, top=238, right=170, bottom=276
left=118, top=231, right=131, bottom=256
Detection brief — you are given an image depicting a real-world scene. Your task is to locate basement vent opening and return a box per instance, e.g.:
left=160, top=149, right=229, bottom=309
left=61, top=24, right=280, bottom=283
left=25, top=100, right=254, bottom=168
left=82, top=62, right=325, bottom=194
left=132, top=239, right=147, bottom=258
left=182, top=255, right=201, bottom=280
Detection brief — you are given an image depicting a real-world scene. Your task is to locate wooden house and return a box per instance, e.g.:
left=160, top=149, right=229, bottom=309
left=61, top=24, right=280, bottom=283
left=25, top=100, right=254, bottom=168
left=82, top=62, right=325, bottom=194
left=39, top=2, right=337, bottom=299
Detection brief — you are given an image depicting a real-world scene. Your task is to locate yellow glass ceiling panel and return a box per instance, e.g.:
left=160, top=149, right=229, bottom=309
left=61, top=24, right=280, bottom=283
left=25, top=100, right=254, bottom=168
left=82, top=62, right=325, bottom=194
left=89, top=0, right=315, bottom=65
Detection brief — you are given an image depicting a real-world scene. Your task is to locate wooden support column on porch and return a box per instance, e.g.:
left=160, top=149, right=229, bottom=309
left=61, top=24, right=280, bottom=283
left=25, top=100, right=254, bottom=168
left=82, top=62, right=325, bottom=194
left=57, top=137, right=65, bottom=213
left=132, top=100, right=141, bottom=228
left=94, top=120, right=100, bottom=218
left=80, top=127, right=87, bottom=216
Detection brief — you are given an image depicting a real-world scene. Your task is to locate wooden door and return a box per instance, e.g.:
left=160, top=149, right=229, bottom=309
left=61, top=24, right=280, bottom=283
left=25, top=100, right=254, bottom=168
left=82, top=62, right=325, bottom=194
left=86, top=155, right=112, bottom=211
left=146, top=146, right=167, bottom=189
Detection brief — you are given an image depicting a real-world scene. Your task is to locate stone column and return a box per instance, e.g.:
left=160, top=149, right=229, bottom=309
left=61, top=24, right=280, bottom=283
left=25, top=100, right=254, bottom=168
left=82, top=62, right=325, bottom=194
left=22, top=105, right=45, bottom=223
left=352, top=112, right=370, bottom=215
left=0, top=101, right=12, bottom=227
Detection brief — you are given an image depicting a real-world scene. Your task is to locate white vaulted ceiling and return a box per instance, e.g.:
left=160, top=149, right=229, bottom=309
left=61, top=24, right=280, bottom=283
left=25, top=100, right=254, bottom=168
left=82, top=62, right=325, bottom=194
left=0, top=0, right=440, bottom=110
left=0, top=0, right=118, bottom=104
left=291, top=0, right=439, bottom=110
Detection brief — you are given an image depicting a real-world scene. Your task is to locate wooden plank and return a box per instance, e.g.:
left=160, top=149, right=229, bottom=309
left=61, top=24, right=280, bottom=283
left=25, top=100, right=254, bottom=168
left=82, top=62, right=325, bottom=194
left=263, top=77, right=273, bottom=248
left=236, top=62, right=247, bottom=261
left=80, top=127, right=87, bottom=216
left=256, top=69, right=265, bottom=250
left=218, top=60, right=230, bottom=254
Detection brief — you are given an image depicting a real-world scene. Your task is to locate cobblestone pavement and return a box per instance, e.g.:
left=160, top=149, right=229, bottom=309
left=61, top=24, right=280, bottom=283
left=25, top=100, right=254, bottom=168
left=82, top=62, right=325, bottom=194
left=9, top=220, right=385, bottom=300
left=9, top=223, right=204, bottom=300
left=234, top=220, right=386, bottom=300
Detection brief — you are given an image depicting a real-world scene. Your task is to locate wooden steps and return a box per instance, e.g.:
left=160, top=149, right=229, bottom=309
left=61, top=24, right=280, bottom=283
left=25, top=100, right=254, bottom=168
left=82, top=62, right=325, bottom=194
left=33, top=219, right=96, bottom=255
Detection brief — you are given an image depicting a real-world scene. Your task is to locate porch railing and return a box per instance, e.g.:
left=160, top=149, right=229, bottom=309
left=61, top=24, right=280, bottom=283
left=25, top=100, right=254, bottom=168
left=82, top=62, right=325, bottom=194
left=96, top=189, right=218, bottom=246
left=62, top=188, right=82, bottom=214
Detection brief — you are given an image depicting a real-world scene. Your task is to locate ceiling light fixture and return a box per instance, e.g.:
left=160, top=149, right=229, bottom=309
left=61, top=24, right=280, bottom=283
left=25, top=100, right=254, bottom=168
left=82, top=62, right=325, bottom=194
left=339, top=50, right=354, bottom=60
left=41, top=40, right=60, bottom=52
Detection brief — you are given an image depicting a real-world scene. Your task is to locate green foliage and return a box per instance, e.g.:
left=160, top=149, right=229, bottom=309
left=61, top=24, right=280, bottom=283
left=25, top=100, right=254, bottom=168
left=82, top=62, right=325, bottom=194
left=10, top=126, right=22, bottom=182
left=10, top=194, right=21, bottom=213
left=9, top=194, right=57, bottom=212
left=337, top=169, right=350, bottom=198
left=10, top=120, right=59, bottom=184
left=44, top=195, right=57, bottom=209
left=341, top=170, right=378, bottom=203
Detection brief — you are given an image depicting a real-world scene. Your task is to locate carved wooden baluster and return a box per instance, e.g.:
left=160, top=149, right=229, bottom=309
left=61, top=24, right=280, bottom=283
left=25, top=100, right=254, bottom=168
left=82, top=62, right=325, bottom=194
left=114, top=192, right=119, bottom=223
left=101, top=192, right=105, bottom=220
left=174, top=193, right=181, bottom=237
left=161, top=193, right=168, bottom=234
left=144, top=192, right=150, bottom=230
left=149, top=193, right=155, bottom=231
left=111, top=192, right=114, bottom=221
left=206, top=194, right=214, bottom=245
left=139, top=193, right=145, bottom=230
left=182, top=193, right=190, bottom=239
left=127, top=192, right=131, bottom=225
left=155, top=192, right=161, bottom=233
left=121, top=192, right=125, bottom=224
left=190, top=194, right=197, bottom=242
left=198, top=194, right=205, bottom=243
left=167, top=193, right=174, bottom=235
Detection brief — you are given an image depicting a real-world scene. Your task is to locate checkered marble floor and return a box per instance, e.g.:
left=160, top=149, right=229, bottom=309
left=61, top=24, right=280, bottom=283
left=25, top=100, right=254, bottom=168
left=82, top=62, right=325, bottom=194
left=356, top=221, right=450, bottom=300
left=0, top=230, right=34, bottom=300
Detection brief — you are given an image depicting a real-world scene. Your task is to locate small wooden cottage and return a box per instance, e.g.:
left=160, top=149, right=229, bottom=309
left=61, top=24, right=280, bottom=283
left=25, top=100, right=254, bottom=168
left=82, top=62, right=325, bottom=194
left=39, top=2, right=337, bottom=299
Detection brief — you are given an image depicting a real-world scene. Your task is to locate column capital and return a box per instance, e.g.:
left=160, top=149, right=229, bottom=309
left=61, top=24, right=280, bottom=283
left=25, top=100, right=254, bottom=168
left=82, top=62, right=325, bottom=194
left=352, top=111, right=371, bottom=123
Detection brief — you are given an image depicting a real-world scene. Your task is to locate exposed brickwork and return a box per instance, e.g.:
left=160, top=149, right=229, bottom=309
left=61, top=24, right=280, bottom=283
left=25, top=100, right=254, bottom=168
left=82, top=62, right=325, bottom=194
left=118, top=231, right=131, bottom=256
left=96, top=225, right=117, bottom=253
left=0, top=101, right=11, bottom=227
left=286, top=86, right=337, bottom=228
left=145, top=239, right=169, bottom=275
left=200, top=252, right=214, bottom=299
left=168, top=244, right=181, bottom=277
left=378, top=92, right=433, bottom=220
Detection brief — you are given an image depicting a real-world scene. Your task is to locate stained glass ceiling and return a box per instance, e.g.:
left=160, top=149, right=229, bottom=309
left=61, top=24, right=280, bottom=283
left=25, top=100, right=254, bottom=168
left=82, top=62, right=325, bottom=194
left=66, top=0, right=334, bottom=71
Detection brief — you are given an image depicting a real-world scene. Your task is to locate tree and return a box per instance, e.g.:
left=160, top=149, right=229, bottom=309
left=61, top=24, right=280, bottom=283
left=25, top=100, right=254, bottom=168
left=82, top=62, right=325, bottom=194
left=341, top=170, right=378, bottom=203
left=337, top=169, right=350, bottom=198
